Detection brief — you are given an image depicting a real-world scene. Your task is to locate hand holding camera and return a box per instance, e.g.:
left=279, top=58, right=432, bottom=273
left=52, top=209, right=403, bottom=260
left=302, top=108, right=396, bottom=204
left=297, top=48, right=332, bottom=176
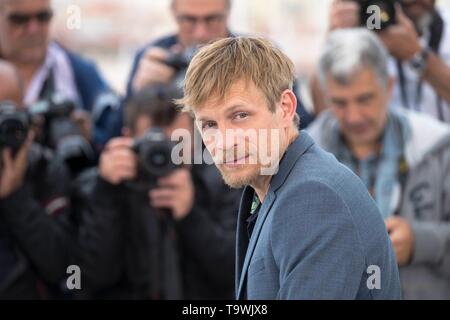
left=330, top=0, right=398, bottom=31
left=0, top=102, right=31, bottom=198
left=100, top=128, right=180, bottom=187
left=329, top=0, right=360, bottom=31
left=329, top=1, right=422, bottom=61
left=132, top=47, right=178, bottom=92
left=99, top=129, right=193, bottom=219
left=99, top=137, right=137, bottom=185
left=0, top=130, right=34, bottom=199
left=149, top=168, right=194, bottom=221
left=378, top=4, right=422, bottom=61
left=132, top=45, right=199, bottom=93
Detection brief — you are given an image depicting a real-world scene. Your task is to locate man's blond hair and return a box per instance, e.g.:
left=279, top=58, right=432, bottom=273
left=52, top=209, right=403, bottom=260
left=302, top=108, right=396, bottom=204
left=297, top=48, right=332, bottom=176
left=177, top=36, right=300, bottom=127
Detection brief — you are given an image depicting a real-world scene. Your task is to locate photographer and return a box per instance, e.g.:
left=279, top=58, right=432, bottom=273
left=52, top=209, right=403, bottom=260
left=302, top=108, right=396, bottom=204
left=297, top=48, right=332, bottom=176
left=311, top=0, right=450, bottom=122
left=126, top=0, right=314, bottom=129
left=0, top=60, right=73, bottom=299
left=0, top=0, right=122, bottom=151
left=128, top=0, right=232, bottom=95
left=308, top=28, right=450, bottom=299
left=73, top=85, right=241, bottom=299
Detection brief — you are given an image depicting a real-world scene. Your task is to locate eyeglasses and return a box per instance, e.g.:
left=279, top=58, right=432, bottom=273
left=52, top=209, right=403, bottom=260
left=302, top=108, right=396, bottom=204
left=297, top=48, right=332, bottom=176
left=176, top=14, right=226, bottom=30
left=7, top=10, right=53, bottom=27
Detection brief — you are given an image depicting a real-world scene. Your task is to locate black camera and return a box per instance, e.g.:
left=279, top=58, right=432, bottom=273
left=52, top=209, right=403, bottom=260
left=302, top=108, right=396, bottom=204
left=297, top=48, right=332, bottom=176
left=357, top=0, right=397, bottom=31
left=164, top=46, right=198, bottom=72
left=130, top=127, right=180, bottom=190
left=29, top=93, right=94, bottom=175
left=164, top=46, right=199, bottom=89
left=0, top=101, right=30, bottom=156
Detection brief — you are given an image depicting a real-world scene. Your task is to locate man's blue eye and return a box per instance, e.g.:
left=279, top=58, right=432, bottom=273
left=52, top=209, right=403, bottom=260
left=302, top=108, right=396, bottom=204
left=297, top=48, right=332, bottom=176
left=202, top=121, right=217, bottom=129
left=234, top=112, right=249, bottom=120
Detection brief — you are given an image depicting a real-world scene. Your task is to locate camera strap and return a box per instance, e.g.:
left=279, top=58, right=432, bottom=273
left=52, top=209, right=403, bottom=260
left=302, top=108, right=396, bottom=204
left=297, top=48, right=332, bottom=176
left=396, top=10, right=445, bottom=120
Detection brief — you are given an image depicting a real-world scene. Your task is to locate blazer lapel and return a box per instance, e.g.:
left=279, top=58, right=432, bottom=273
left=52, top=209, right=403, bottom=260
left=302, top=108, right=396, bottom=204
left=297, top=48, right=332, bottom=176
left=237, top=190, right=277, bottom=299
left=235, top=187, right=254, bottom=298
left=235, top=132, right=315, bottom=299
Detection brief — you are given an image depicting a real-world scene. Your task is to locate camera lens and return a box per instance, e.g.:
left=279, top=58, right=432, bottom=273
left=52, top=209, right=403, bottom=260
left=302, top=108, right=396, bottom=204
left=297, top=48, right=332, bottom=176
left=0, top=103, right=29, bottom=153
left=131, top=128, right=180, bottom=188
left=148, top=147, right=170, bottom=168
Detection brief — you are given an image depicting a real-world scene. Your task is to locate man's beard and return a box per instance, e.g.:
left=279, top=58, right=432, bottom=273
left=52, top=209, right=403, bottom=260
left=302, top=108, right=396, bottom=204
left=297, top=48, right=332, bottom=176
left=217, top=163, right=262, bottom=189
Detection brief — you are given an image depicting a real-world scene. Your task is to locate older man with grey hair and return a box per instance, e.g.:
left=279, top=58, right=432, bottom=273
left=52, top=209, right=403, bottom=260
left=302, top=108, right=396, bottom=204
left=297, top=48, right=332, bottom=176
left=308, top=28, right=450, bottom=300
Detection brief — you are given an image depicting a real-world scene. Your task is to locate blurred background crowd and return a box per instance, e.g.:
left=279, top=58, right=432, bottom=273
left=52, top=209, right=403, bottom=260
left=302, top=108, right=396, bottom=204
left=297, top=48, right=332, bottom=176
left=1, top=0, right=450, bottom=300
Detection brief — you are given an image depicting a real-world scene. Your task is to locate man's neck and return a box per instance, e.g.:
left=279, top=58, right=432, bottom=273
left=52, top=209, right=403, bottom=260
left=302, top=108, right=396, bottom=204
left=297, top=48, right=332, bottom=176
left=251, top=130, right=299, bottom=203
left=14, top=62, right=41, bottom=92
left=251, top=175, right=272, bottom=204
left=348, top=141, right=381, bottom=161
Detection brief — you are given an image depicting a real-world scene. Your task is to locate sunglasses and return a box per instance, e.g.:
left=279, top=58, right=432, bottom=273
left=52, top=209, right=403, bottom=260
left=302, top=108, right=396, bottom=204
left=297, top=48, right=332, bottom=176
left=7, top=10, right=53, bottom=26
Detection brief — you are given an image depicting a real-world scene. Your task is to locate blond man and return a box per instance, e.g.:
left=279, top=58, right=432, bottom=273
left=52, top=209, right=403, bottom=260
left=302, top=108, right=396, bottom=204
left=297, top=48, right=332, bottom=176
left=177, top=36, right=401, bottom=300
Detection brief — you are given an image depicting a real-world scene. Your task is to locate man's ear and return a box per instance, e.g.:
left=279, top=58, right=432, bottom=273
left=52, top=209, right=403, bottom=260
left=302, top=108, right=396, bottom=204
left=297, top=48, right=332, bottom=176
left=122, top=127, right=132, bottom=138
left=279, top=89, right=297, bottom=128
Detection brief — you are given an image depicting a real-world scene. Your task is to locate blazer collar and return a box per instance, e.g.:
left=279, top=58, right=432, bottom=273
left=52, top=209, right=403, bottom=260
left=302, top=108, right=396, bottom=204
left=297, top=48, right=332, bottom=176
left=270, top=132, right=315, bottom=192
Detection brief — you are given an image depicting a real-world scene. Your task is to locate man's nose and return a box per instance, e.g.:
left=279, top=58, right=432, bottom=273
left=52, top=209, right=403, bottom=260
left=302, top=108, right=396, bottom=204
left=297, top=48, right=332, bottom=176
left=209, top=127, right=239, bottom=155
left=25, top=18, right=44, bottom=35
left=345, top=105, right=365, bottom=124
left=192, top=21, right=211, bottom=43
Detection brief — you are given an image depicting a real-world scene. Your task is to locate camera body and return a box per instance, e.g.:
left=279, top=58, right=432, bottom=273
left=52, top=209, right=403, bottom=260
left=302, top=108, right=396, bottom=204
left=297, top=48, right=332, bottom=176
left=356, top=0, right=397, bottom=31
left=0, top=101, right=30, bottom=156
left=164, top=46, right=198, bottom=72
left=29, top=93, right=94, bottom=175
left=164, top=46, right=199, bottom=89
left=130, top=127, right=180, bottom=190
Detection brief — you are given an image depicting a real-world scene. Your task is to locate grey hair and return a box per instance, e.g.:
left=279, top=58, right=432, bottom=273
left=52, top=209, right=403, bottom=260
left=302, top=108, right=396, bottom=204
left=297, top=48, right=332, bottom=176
left=318, top=28, right=390, bottom=89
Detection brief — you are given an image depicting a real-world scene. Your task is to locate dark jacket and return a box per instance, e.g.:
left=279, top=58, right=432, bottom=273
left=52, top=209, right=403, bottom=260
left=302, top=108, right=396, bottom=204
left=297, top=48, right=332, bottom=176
left=0, top=144, right=73, bottom=299
left=125, top=34, right=314, bottom=129
left=60, top=43, right=123, bottom=151
left=72, top=163, right=241, bottom=300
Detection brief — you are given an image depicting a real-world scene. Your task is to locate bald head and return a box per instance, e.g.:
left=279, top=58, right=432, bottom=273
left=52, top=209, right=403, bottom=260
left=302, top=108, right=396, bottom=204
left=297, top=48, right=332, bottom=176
left=171, top=0, right=231, bottom=10
left=0, top=60, right=23, bottom=106
left=0, top=0, right=52, bottom=65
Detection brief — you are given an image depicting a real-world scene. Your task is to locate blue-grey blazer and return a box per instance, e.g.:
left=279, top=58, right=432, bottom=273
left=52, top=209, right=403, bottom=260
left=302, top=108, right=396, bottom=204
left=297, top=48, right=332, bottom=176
left=236, top=132, right=401, bottom=300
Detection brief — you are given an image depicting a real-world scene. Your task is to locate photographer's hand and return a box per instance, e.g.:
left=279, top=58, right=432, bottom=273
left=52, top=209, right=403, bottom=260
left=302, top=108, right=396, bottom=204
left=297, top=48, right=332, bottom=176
left=99, top=137, right=137, bottom=185
left=329, top=0, right=360, bottom=31
left=0, top=132, right=33, bottom=199
left=71, top=109, right=93, bottom=142
left=378, top=4, right=422, bottom=61
left=132, top=47, right=178, bottom=92
left=149, top=168, right=194, bottom=221
left=385, top=216, right=415, bottom=266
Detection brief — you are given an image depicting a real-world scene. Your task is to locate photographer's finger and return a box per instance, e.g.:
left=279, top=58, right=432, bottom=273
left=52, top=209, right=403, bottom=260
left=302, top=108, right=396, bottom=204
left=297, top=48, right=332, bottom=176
left=150, top=198, right=173, bottom=209
left=111, top=158, right=138, bottom=174
left=144, top=47, right=170, bottom=62
left=170, top=43, right=184, bottom=55
left=149, top=189, right=176, bottom=201
left=104, top=137, right=134, bottom=151
left=109, top=147, right=137, bottom=160
left=395, top=2, right=413, bottom=28
left=115, top=166, right=137, bottom=180
left=15, top=139, right=31, bottom=167
left=2, top=148, right=13, bottom=170
left=157, top=171, right=188, bottom=188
